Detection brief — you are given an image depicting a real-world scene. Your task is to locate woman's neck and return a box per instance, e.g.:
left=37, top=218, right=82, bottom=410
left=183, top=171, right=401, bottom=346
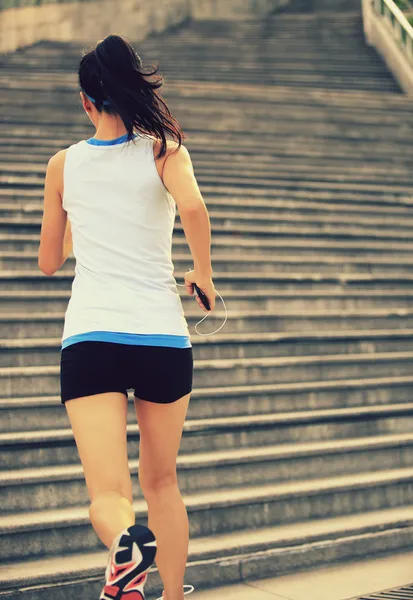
left=93, top=115, right=128, bottom=140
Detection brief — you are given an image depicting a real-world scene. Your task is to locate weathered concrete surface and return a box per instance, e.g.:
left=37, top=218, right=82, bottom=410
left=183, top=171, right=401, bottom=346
left=0, top=0, right=290, bottom=54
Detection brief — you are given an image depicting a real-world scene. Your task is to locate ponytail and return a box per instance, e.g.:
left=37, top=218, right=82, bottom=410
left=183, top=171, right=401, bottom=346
left=78, top=34, right=185, bottom=159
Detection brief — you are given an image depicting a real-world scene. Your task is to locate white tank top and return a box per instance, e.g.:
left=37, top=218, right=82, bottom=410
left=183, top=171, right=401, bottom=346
left=61, top=132, right=191, bottom=350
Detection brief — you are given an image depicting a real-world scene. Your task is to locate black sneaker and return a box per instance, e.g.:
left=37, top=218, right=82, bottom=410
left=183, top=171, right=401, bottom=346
left=100, top=524, right=157, bottom=600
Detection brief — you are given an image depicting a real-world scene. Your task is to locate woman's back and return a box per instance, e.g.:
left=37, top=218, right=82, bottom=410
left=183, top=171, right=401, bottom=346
left=61, top=132, right=191, bottom=349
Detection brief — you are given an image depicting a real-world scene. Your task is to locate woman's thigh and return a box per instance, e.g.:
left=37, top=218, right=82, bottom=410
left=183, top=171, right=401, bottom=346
left=65, top=391, right=133, bottom=503
left=129, top=346, right=193, bottom=491
left=134, top=392, right=191, bottom=493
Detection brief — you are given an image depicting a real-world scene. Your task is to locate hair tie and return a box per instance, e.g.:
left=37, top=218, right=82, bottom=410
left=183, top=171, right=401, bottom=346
left=81, top=88, right=111, bottom=106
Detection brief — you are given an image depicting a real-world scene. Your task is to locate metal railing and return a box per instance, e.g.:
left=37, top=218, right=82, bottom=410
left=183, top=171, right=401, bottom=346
left=372, top=0, right=413, bottom=63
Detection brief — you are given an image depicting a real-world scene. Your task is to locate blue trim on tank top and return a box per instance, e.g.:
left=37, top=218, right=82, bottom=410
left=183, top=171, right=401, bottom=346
left=61, top=331, right=192, bottom=350
left=86, top=133, right=138, bottom=146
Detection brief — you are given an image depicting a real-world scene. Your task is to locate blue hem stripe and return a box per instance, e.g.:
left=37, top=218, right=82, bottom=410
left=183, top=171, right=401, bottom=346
left=86, top=133, right=138, bottom=146
left=62, top=331, right=192, bottom=350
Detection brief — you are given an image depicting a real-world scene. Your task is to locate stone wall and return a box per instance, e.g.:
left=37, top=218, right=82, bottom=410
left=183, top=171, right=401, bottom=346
left=0, top=0, right=190, bottom=54
left=0, top=0, right=290, bottom=54
left=189, top=0, right=290, bottom=20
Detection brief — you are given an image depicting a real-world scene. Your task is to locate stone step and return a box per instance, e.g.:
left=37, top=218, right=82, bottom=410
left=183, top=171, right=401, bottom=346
left=3, top=150, right=413, bottom=182
left=1, top=310, right=412, bottom=342
left=3, top=192, right=413, bottom=220
left=4, top=114, right=411, bottom=156
left=1, top=505, right=412, bottom=599
left=3, top=126, right=402, bottom=165
left=0, top=36, right=385, bottom=55
left=5, top=59, right=388, bottom=76
left=3, top=115, right=413, bottom=150
left=0, top=288, right=412, bottom=314
left=4, top=35, right=374, bottom=53
left=0, top=96, right=410, bottom=135
left=5, top=155, right=413, bottom=187
left=1, top=351, right=413, bottom=399
left=2, top=38, right=382, bottom=62
left=0, top=71, right=397, bottom=92
left=5, top=95, right=413, bottom=128
left=10, top=36, right=408, bottom=62
left=1, top=48, right=384, bottom=62
left=3, top=128, right=413, bottom=172
left=2, top=432, right=413, bottom=514
left=4, top=38, right=381, bottom=57
left=5, top=251, right=413, bottom=276
left=280, top=0, right=362, bottom=12
left=0, top=72, right=406, bottom=110
left=0, top=50, right=399, bottom=73
left=0, top=63, right=396, bottom=87
left=13, top=70, right=393, bottom=86
left=3, top=181, right=413, bottom=210
left=0, top=390, right=413, bottom=470
left=1, top=375, right=412, bottom=435
left=2, top=114, right=413, bottom=151
left=0, top=84, right=405, bottom=125
left=174, top=106, right=412, bottom=132
left=1, top=467, right=412, bottom=562
left=3, top=107, right=410, bottom=142
left=0, top=50, right=392, bottom=80
left=198, top=160, right=413, bottom=181
left=10, top=118, right=409, bottom=145
left=3, top=231, right=413, bottom=257
left=4, top=156, right=413, bottom=191
left=11, top=40, right=382, bottom=56
left=2, top=216, right=413, bottom=243
left=3, top=328, right=413, bottom=368
left=3, top=270, right=413, bottom=292
left=197, top=184, right=413, bottom=207
left=171, top=66, right=394, bottom=89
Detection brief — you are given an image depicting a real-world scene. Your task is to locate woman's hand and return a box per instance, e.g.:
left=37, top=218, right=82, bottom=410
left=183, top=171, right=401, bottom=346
left=184, top=269, right=216, bottom=312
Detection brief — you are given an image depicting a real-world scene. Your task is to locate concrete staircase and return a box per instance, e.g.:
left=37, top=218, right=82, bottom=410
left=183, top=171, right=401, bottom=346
left=1, top=1, right=413, bottom=598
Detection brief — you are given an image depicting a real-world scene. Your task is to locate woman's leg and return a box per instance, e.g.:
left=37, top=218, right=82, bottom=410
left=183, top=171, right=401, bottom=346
left=65, top=391, right=135, bottom=548
left=134, top=392, right=191, bottom=600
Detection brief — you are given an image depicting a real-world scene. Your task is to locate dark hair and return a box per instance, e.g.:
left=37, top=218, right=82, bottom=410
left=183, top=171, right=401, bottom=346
left=78, top=34, right=185, bottom=159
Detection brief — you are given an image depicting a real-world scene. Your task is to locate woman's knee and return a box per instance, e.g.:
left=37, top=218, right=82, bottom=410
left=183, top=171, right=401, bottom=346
left=139, top=468, right=178, bottom=497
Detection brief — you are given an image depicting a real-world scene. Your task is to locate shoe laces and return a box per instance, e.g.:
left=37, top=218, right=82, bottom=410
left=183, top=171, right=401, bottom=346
left=155, top=584, right=195, bottom=599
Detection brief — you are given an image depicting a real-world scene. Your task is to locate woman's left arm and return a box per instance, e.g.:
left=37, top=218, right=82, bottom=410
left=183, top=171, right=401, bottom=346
left=38, top=149, right=72, bottom=276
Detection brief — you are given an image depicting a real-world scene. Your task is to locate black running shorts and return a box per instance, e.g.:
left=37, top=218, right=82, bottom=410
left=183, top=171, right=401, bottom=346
left=60, top=341, right=193, bottom=405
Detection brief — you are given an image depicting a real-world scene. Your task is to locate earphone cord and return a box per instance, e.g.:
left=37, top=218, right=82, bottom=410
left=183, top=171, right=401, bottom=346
left=176, top=283, right=228, bottom=336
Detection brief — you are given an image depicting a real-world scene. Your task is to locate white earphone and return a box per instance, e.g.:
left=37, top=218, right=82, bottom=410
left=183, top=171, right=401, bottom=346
left=176, top=277, right=228, bottom=336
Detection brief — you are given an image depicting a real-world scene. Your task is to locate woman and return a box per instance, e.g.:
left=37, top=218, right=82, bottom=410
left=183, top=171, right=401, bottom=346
left=38, top=33, right=216, bottom=600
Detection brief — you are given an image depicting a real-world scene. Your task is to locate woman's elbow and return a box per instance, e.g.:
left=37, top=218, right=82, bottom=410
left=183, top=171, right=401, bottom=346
left=38, top=258, right=57, bottom=277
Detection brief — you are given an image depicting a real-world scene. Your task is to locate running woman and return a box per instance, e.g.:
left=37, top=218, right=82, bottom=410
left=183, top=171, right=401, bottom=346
left=38, top=33, right=216, bottom=600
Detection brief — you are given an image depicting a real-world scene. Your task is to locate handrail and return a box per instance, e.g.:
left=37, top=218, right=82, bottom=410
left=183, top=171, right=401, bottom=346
left=372, top=0, right=413, bottom=62
left=372, top=0, right=413, bottom=43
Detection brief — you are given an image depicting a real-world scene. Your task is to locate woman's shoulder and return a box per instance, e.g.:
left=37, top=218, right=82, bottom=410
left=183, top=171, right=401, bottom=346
left=150, top=135, right=183, bottom=154
left=150, top=136, right=186, bottom=156
left=151, top=138, right=188, bottom=174
left=47, top=147, right=69, bottom=175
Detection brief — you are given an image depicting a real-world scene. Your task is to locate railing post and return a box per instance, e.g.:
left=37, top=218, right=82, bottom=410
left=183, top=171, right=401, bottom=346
left=362, top=0, right=374, bottom=45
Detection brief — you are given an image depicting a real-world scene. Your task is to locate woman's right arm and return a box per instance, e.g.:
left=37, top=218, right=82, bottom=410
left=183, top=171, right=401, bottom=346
left=162, top=141, right=212, bottom=278
left=162, top=141, right=216, bottom=310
